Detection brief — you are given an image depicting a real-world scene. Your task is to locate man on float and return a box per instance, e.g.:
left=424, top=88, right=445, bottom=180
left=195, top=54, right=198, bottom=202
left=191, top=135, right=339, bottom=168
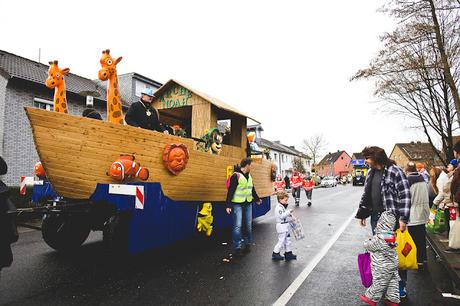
left=125, top=88, right=169, bottom=134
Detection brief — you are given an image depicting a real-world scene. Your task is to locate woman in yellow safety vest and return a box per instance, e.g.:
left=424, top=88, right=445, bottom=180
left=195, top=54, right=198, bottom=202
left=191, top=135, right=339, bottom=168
left=226, top=158, right=262, bottom=257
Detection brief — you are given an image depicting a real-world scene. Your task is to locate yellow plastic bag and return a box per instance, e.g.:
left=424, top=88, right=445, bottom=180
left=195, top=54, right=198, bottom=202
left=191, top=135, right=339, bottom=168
left=395, top=229, right=418, bottom=270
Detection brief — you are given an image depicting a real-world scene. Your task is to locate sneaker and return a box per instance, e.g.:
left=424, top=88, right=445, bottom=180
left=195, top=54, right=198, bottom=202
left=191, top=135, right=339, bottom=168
left=295, top=202, right=299, bottom=207
left=358, top=294, right=377, bottom=306
left=383, top=300, right=399, bottom=306
left=445, top=248, right=460, bottom=254
left=284, top=251, right=297, bottom=261
left=307, top=202, right=312, bottom=207
left=399, top=286, right=407, bottom=298
left=272, top=252, right=284, bottom=261
left=243, top=244, right=251, bottom=254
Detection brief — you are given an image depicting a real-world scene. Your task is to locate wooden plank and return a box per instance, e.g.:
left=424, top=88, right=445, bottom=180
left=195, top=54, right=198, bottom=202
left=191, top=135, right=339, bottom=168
left=26, top=107, right=273, bottom=200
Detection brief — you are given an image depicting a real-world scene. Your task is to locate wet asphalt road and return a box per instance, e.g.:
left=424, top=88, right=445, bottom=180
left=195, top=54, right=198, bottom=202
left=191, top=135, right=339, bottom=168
left=1, top=185, right=459, bottom=305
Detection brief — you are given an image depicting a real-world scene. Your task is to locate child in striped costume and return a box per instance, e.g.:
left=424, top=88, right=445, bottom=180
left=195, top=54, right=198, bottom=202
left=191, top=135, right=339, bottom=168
left=359, top=211, right=400, bottom=306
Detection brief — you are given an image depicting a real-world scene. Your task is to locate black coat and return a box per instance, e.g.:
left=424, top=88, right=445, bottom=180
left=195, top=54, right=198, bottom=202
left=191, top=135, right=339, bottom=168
left=125, top=101, right=164, bottom=132
left=0, top=180, right=16, bottom=270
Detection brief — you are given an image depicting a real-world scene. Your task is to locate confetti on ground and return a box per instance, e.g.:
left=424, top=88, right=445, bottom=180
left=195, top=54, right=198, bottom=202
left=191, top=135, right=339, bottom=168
left=219, top=276, right=224, bottom=280
left=223, top=258, right=230, bottom=263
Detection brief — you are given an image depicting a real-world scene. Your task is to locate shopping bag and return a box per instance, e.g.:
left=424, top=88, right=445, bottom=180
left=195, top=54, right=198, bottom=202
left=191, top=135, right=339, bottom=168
left=396, top=229, right=418, bottom=270
left=426, top=208, right=447, bottom=234
left=358, top=252, right=372, bottom=288
left=289, top=216, right=305, bottom=240
left=449, top=217, right=460, bottom=249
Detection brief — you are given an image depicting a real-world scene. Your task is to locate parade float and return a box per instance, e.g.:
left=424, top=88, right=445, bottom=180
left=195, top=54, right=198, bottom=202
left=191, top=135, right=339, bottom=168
left=23, top=50, right=273, bottom=254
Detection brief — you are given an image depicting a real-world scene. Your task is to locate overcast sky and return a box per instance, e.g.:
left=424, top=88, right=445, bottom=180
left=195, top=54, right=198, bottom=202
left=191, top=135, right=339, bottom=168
left=1, top=0, right=427, bottom=157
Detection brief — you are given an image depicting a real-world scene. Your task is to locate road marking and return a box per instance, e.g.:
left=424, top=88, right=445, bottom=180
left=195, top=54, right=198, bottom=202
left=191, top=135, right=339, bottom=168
left=272, top=211, right=356, bottom=306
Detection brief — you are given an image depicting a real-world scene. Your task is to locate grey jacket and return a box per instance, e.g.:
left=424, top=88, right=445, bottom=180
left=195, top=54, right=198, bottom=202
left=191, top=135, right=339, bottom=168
left=407, top=172, right=430, bottom=226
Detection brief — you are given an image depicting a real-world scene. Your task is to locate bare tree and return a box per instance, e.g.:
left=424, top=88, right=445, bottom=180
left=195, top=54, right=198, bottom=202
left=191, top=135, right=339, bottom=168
left=292, top=157, right=306, bottom=174
left=302, top=134, right=328, bottom=166
left=382, top=0, right=460, bottom=123
left=352, top=0, right=460, bottom=164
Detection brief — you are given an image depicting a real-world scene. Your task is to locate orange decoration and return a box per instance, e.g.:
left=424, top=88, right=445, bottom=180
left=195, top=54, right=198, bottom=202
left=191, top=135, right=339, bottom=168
left=163, top=144, right=189, bottom=175
left=45, top=60, right=70, bottom=113
left=98, top=49, right=124, bottom=125
left=34, top=161, right=46, bottom=179
left=108, top=154, right=149, bottom=181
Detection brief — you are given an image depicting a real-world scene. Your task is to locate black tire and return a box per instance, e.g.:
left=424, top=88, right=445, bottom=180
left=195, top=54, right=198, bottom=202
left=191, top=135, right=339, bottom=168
left=42, top=214, right=91, bottom=252
left=103, top=214, right=130, bottom=254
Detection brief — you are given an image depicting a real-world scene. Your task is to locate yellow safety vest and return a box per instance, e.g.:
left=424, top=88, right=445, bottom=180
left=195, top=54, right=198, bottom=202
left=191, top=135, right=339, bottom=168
left=232, top=173, right=254, bottom=203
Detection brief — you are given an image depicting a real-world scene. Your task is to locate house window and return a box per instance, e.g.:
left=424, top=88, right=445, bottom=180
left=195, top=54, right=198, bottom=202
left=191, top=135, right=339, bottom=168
left=274, top=153, right=278, bottom=161
left=33, top=97, right=53, bottom=111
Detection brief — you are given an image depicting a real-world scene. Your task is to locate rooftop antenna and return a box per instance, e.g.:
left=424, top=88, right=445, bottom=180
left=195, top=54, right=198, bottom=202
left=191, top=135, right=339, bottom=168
left=38, top=48, right=41, bottom=63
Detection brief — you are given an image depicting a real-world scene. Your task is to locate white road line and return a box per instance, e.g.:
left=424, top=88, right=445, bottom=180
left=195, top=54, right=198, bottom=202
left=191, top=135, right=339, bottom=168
left=272, top=211, right=356, bottom=306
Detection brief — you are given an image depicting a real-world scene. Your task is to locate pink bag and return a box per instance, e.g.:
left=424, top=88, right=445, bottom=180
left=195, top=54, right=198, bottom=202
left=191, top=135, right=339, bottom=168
left=358, top=252, right=373, bottom=288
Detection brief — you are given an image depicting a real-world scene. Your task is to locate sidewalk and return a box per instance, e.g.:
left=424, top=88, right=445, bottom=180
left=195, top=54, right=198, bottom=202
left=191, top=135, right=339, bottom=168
left=426, top=232, right=460, bottom=289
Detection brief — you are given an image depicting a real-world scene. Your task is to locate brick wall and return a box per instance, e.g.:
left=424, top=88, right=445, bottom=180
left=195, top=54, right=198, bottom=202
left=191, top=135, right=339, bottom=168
left=0, top=78, right=107, bottom=186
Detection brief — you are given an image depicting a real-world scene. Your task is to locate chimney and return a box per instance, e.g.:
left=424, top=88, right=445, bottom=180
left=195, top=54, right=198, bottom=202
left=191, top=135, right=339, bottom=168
left=290, top=146, right=295, bottom=149
left=274, top=141, right=281, bottom=144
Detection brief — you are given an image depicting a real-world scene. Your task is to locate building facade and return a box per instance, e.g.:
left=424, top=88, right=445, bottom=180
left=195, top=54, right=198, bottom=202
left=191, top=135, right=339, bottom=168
left=389, top=142, right=442, bottom=169
left=259, top=138, right=311, bottom=177
left=0, top=49, right=162, bottom=186
left=315, top=150, right=352, bottom=177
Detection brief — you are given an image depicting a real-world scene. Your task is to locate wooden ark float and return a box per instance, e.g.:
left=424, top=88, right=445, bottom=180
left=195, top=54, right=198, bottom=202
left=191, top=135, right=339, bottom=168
left=25, top=79, right=273, bottom=202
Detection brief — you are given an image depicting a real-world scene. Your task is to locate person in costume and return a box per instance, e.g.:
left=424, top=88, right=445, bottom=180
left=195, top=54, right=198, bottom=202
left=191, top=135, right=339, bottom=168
left=359, top=211, right=400, bottom=306
left=272, top=191, right=297, bottom=261
left=303, top=175, right=315, bottom=207
left=226, top=158, right=261, bottom=256
left=273, top=175, right=286, bottom=193
left=125, top=88, right=168, bottom=134
left=290, top=171, right=303, bottom=207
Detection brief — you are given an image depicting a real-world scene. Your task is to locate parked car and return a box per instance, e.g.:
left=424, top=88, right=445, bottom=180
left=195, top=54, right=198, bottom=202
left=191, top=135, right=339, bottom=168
left=321, top=176, right=337, bottom=188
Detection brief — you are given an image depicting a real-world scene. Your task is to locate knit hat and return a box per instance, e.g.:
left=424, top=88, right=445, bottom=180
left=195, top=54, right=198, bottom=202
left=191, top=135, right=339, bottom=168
left=450, top=159, right=459, bottom=168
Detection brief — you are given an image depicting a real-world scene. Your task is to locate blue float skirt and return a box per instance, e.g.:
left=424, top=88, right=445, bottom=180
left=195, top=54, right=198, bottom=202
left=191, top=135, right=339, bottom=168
left=90, top=182, right=271, bottom=254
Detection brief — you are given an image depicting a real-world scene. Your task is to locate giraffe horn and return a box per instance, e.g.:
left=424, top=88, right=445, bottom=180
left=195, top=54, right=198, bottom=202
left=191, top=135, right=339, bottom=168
left=48, top=61, right=53, bottom=65
left=54, top=60, right=58, bottom=65
left=106, top=49, right=110, bottom=54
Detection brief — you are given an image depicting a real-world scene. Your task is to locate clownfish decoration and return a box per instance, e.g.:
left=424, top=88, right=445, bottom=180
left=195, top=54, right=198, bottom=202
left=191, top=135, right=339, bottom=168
left=107, top=154, right=149, bottom=182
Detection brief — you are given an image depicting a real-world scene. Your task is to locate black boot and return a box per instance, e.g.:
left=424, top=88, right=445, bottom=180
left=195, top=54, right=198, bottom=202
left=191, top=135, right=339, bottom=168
left=307, top=201, right=312, bottom=207
left=284, top=251, right=297, bottom=261
left=272, top=252, right=284, bottom=261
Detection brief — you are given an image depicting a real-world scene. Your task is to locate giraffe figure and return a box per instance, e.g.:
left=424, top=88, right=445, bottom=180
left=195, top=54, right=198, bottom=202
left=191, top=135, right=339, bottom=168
left=45, top=60, right=70, bottom=113
left=98, top=49, right=124, bottom=124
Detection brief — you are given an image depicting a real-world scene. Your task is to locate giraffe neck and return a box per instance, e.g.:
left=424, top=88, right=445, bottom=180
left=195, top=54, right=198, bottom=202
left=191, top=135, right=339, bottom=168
left=54, top=83, right=68, bottom=113
left=107, top=73, right=124, bottom=124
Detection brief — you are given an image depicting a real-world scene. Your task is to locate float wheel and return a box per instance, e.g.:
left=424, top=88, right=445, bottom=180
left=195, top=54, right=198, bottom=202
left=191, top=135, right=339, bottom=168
left=42, top=214, right=91, bottom=252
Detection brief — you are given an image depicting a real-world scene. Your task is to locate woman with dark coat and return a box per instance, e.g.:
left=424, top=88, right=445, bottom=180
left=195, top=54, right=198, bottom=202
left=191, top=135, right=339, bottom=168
left=0, top=156, right=18, bottom=273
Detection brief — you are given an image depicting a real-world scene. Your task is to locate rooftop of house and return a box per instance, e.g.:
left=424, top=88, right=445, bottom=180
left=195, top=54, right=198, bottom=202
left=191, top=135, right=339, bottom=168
left=352, top=152, right=365, bottom=160
left=317, top=150, right=350, bottom=166
left=392, top=142, right=440, bottom=161
left=0, top=49, right=106, bottom=101
left=260, top=138, right=310, bottom=159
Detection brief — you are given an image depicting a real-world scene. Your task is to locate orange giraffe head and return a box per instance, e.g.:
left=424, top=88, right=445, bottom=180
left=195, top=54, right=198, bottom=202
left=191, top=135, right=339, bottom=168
left=45, top=60, right=70, bottom=113
left=98, top=49, right=124, bottom=124
left=98, top=49, right=122, bottom=81
left=45, top=60, right=70, bottom=89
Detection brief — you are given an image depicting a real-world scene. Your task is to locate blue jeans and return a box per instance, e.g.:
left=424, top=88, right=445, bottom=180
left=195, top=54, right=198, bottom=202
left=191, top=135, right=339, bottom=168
left=232, top=203, right=253, bottom=249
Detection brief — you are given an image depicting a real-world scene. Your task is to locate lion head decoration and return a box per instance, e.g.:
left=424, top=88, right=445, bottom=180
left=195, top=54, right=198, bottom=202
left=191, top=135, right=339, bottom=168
left=163, top=144, right=190, bottom=175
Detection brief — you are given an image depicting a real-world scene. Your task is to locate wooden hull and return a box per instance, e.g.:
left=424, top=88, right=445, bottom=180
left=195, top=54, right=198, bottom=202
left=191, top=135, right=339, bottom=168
left=25, top=107, right=273, bottom=201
